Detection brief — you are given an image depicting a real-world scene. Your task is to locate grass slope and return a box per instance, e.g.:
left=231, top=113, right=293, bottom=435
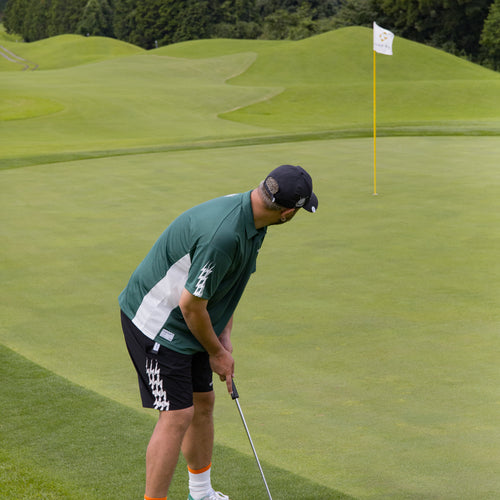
left=0, top=345, right=350, bottom=500
left=1, top=28, right=499, bottom=169
left=221, top=28, right=500, bottom=133
left=0, top=50, right=274, bottom=165
left=0, top=25, right=24, bottom=71
left=0, top=34, right=144, bottom=71
left=164, top=28, right=500, bottom=134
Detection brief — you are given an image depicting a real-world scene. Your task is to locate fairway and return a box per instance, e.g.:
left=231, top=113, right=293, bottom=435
left=1, top=27, right=499, bottom=169
left=1, top=26, right=500, bottom=500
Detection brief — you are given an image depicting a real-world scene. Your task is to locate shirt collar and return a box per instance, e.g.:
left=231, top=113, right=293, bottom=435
left=242, top=190, right=264, bottom=239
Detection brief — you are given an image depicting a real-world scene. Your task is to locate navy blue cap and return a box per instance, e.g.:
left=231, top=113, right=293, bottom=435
left=264, top=165, right=318, bottom=213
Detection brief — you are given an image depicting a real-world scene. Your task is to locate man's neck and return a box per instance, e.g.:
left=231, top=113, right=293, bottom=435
left=250, top=189, right=275, bottom=229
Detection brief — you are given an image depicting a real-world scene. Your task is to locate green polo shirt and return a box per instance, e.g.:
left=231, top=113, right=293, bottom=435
left=118, top=191, right=267, bottom=354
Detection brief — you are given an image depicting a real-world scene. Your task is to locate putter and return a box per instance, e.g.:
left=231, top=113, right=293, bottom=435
left=231, top=379, right=273, bottom=500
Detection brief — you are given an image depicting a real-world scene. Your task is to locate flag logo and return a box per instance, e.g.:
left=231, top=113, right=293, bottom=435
left=373, top=22, right=394, bottom=55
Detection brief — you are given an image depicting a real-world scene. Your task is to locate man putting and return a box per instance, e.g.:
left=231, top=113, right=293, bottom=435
left=119, top=164, right=318, bottom=500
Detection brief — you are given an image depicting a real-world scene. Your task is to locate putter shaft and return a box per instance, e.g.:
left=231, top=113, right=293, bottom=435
left=231, top=380, right=273, bottom=500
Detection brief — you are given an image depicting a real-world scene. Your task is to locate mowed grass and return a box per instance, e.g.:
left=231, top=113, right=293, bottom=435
left=221, top=29, right=500, bottom=133
left=0, top=345, right=343, bottom=500
left=1, top=27, right=499, bottom=168
left=149, top=27, right=500, bottom=134
left=0, top=49, right=273, bottom=162
left=1, top=26, right=500, bottom=499
left=2, top=136, right=499, bottom=499
left=0, top=33, right=144, bottom=70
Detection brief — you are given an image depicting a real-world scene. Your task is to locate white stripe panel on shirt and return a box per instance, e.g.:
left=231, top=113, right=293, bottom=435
left=132, top=253, right=191, bottom=339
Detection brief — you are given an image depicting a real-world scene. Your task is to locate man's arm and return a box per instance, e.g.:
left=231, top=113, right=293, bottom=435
left=218, top=315, right=233, bottom=354
left=179, top=288, right=234, bottom=393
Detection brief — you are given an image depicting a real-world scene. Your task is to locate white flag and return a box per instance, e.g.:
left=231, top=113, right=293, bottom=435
left=373, top=22, right=394, bottom=55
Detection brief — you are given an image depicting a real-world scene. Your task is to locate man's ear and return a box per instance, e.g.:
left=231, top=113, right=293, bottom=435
left=281, top=208, right=297, bottom=217
left=279, top=207, right=298, bottom=223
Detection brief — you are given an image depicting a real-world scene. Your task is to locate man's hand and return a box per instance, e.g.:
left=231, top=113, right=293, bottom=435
left=179, top=289, right=235, bottom=393
left=209, top=347, right=234, bottom=393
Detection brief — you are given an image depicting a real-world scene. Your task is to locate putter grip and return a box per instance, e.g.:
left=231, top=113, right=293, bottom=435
left=231, top=379, right=239, bottom=400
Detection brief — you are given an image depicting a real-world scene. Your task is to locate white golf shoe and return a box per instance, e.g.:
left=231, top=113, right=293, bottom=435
left=187, top=489, right=230, bottom=500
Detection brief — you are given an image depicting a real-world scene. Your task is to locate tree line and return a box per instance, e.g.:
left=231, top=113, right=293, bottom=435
left=2, top=0, right=500, bottom=70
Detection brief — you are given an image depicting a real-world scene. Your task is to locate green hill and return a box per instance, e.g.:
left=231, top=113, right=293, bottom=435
left=161, top=28, right=500, bottom=134
left=221, top=28, right=500, bottom=133
left=0, top=34, right=144, bottom=71
left=0, top=27, right=499, bottom=169
left=163, top=28, right=497, bottom=82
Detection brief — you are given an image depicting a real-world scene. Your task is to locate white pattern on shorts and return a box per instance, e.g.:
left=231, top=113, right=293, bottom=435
left=146, top=358, right=170, bottom=411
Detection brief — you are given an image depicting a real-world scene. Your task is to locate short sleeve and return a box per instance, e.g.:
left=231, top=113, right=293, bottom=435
left=185, top=244, right=233, bottom=300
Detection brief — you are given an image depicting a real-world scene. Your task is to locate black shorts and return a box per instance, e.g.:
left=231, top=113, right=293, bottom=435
left=121, top=310, right=213, bottom=411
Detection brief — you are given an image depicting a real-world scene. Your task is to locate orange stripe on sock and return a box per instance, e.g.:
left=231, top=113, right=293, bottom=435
left=187, top=462, right=212, bottom=474
left=144, top=496, right=167, bottom=500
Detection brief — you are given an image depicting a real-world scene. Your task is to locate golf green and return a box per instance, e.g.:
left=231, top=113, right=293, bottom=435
left=2, top=136, right=499, bottom=499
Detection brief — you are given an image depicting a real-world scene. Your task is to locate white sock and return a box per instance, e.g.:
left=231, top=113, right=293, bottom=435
left=188, top=464, right=212, bottom=500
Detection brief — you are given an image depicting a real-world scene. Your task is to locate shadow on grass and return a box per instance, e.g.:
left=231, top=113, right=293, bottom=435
left=0, top=345, right=354, bottom=499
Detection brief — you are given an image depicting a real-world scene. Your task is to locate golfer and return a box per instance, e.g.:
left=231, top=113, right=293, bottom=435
left=119, top=164, right=318, bottom=500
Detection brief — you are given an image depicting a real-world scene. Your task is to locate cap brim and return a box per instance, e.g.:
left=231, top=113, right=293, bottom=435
left=304, top=192, right=318, bottom=213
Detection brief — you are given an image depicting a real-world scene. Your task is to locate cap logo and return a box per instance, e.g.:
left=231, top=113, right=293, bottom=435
left=296, top=197, right=307, bottom=208
left=264, top=176, right=279, bottom=203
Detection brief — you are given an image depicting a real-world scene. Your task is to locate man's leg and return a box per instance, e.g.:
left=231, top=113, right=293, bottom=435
left=145, top=406, right=194, bottom=498
left=181, top=391, right=215, bottom=469
left=182, top=391, right=217, bottom=499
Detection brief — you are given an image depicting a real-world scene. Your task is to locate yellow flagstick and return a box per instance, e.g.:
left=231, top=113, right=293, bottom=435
left=373, top=49, right=377, bottom=196
left=372, top=22, right=394, bottom=196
